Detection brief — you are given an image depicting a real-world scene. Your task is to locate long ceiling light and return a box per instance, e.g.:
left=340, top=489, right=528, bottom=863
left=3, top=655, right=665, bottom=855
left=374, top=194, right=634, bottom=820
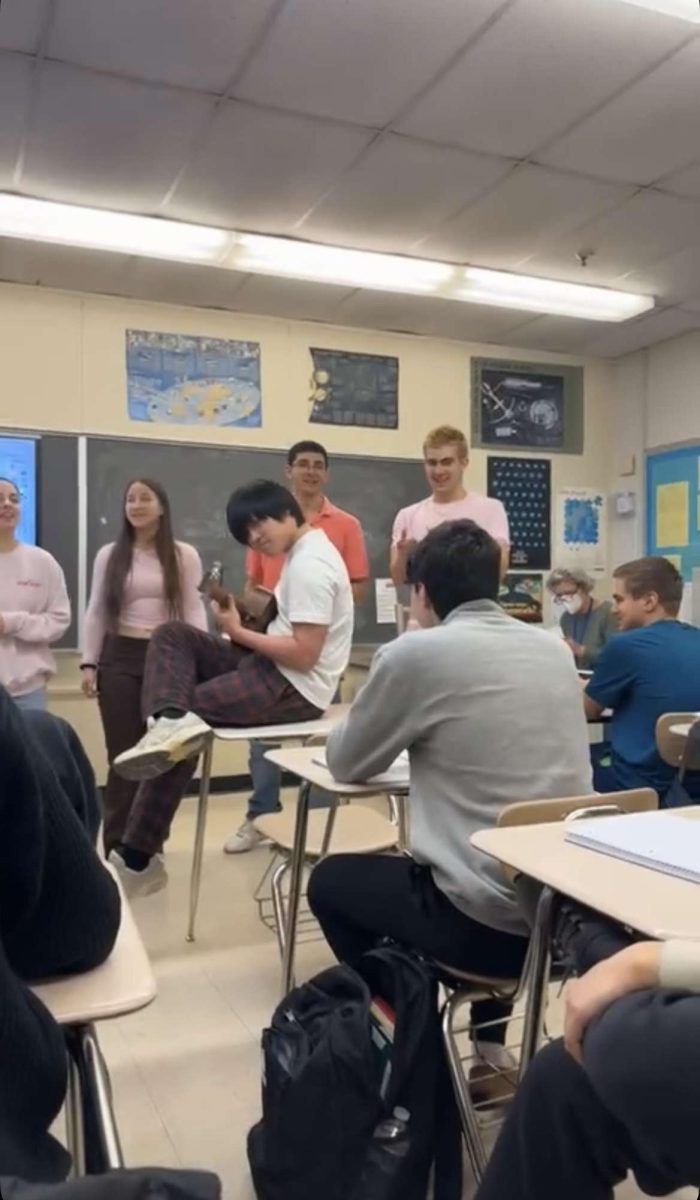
left=609, top=0, right=700, bottom=20
left=0, top=192, right=655, bottom=322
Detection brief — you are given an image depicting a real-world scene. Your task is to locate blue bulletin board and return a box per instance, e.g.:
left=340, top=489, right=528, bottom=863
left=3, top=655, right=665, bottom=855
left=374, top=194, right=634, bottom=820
left=646, top=446, right=700, bottom=582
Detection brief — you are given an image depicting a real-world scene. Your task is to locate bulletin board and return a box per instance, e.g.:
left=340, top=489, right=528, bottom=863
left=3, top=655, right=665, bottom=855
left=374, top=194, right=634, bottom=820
left=646, top=446, right=700, bottom=582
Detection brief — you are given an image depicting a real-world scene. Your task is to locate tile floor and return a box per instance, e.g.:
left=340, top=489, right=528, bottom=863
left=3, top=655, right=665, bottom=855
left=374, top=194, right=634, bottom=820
left=87, top=792, right=694, bottom=1199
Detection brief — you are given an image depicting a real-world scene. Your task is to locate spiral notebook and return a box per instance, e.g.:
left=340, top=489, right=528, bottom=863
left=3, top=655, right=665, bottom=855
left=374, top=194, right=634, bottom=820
left=564, top=811, right=700, bottom=884
left=312, top=748, right=410, bottom=788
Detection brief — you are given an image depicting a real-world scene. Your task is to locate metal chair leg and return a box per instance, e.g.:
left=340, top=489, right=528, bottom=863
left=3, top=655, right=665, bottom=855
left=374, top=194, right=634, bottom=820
left=441, top=990, right=488, bottom=1182
left=64, top=1044, right=86, bottom=1177
left=318, top=795, right=339, bottom=859
left=280, top=780, right=311, bottom=997
left=270, top=857, right=290, bottom=960
left=519, top=886, right=555, bottom=1079
left=80, top=1025, right=124, bottom=1169
left=187, top=737, right=214, bottom=943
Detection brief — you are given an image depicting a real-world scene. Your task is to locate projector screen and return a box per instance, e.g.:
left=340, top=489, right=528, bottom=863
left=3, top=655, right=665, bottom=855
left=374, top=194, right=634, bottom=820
left=0, top=435, right=38, bottom=544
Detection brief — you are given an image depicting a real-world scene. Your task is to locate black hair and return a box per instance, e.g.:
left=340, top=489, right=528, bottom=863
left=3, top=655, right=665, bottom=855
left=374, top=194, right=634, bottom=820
left=406, top=519, right=501, bottom=620
left=287, top=440, right=329, bottom=468
left=226, top=480, right=305, bottom=545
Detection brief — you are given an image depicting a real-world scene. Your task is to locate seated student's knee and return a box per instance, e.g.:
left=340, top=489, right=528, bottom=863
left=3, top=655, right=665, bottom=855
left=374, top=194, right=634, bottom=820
left=583, top=990, right=699, bottom=1118
left=307, top=854, right=355, bottom=917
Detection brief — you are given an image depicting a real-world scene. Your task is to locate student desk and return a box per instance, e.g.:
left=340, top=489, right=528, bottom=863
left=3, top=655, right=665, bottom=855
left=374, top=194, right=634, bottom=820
left=471, top=806, right=700, bottom=942
left=265, top=745, right=411, bottom=997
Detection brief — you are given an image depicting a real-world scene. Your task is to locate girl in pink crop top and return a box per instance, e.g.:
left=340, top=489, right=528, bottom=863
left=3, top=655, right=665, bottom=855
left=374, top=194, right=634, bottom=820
left=81, top=478, right=207, bottom=855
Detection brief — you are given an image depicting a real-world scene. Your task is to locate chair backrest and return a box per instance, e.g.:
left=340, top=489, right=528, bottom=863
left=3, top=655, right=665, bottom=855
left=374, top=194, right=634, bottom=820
left=395, top=603, right=411, bottom=634
left=656, top=712, right=698, bottom=768
left=498, top=788, right=658, bottom=830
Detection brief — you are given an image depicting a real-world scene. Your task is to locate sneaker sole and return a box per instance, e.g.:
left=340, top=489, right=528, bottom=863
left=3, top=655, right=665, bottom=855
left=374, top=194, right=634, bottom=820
left=223, top=836, right=265, bottom=855
left=115, top=731, right=210, bottom=781
left=123, top=869, right=169, bottom=899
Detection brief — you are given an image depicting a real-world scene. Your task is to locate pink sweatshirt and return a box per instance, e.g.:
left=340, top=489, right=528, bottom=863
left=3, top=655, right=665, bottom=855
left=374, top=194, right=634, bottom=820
left=83, top=541, right=208, bottom=664
left=0, top=543, right=71, bottom=697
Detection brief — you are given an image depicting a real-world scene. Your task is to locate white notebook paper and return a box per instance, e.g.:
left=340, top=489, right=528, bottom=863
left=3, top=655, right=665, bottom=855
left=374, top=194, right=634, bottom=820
left=565, top=811, right=700, bottom=884
left=312, top=748, right=410, bottom=788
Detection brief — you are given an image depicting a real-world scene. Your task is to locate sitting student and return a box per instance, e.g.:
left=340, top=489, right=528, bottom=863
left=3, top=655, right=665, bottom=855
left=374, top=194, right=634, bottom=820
left=475, top=935, right=700, bottom=1200
left=584, top=555, right=700, bottom=802
left=0, top=685, right=121, bottom=1180
left=308, top=520, right=592, bottom=1060
left=111, top=480, right=353, bottom=896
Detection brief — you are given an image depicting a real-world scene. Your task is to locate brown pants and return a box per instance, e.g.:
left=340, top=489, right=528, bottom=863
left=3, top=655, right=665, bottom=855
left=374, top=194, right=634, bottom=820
left=97, top=634, right=149, bottom=857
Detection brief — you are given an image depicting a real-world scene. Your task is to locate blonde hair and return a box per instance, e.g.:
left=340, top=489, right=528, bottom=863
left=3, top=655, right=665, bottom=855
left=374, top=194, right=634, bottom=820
left=422, top=426, right=469, bottom=460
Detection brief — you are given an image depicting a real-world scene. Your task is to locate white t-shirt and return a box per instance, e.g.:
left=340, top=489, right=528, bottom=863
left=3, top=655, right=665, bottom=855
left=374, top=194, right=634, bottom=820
left=268, top=528, right=353, bottom=710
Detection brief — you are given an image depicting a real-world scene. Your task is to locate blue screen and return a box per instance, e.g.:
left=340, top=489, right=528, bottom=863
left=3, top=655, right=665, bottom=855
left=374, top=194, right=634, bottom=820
left=0, top=436, right=37, bottom=544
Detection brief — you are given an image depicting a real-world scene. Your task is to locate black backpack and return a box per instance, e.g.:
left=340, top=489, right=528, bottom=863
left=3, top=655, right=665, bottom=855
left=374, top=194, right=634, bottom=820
left=247, top=946, right=462, bottom=1200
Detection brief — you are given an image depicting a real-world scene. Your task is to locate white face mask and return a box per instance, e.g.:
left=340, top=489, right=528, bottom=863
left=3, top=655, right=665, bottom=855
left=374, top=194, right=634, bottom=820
left=561, top=594, right=583, bottom=615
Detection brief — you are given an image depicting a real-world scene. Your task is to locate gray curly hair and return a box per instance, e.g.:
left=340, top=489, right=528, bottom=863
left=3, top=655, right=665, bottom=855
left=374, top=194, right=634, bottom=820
left=546, top=567, right=595, bottom=594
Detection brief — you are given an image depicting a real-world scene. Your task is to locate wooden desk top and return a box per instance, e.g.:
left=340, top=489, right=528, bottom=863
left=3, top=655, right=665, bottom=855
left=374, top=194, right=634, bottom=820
left=266, top=744, right=410, bottom=795
left=471, top=808, right=700, bottom=941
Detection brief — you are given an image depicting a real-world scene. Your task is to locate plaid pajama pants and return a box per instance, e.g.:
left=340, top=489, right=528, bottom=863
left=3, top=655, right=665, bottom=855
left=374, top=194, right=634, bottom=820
left=123, top=621, right=322, bottom=856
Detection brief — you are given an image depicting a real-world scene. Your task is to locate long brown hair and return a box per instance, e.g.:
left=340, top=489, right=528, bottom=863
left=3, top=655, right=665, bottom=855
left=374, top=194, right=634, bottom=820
left=103, top=478, right=183, bottom=627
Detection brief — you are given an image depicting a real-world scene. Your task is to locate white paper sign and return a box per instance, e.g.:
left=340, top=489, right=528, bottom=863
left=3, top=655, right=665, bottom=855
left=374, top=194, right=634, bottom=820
left=375, top=578, right=398, bottom=625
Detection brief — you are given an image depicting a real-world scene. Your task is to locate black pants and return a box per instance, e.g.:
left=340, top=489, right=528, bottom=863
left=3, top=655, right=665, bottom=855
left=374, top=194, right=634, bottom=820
left=308, top=855, right=528, bottom=1044
left=476, top=990, right=700, bottom=1199
left=97, top=634, right=149, bottom=856
left=0, top=686, right=121, bottom=1181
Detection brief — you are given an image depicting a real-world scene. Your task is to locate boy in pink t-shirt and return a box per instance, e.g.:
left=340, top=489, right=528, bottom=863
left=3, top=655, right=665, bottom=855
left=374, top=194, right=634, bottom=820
left=390, top=426, right=510, bottom=587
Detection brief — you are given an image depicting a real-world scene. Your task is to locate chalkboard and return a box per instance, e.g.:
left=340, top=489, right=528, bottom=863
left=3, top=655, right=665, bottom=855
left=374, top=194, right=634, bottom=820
left=0, top=430, right=79, bottom=648
left=86, top=437, right=425, bottom=643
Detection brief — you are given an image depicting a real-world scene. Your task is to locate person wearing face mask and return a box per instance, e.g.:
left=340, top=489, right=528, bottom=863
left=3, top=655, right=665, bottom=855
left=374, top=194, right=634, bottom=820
left=547, top=568, right=616, bottom=669
left=81, top=478, right=207, bottom=858
left=0, top=477, right=71, bottom=711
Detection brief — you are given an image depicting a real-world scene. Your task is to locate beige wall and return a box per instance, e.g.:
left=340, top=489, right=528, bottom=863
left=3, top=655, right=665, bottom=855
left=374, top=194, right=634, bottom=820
left=0, top=279, right=617, bottom=772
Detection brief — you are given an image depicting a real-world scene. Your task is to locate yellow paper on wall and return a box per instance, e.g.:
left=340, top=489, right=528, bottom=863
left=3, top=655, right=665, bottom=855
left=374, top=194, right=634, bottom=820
left=656, top=481, right=689, bottom=548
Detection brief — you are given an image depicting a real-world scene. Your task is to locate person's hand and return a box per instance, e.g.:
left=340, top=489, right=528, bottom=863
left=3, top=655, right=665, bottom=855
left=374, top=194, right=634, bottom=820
left=564, top=637, right=584, bottom=660
left=81, top=667, right=98, bottom=698
left=212, top=594, right=241, bottom=639
left=564, top=943, right=660, bottom=1064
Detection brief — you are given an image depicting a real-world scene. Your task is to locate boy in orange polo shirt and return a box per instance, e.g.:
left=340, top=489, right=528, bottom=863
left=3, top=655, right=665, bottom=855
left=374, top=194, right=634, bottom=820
left=224, top=440, right=369, bottom=853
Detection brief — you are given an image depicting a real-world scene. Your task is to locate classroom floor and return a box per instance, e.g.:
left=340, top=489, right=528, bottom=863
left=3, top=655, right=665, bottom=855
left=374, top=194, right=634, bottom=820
left=88, top=792, right=694, bottom=1200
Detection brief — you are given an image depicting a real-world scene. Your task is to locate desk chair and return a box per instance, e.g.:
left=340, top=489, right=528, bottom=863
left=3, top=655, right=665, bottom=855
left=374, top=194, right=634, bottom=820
left=187, top=705, right=348, bottom=942
left=31, top=876, right=156, bottom=1175
left=656, top=712, right=700, bottom=783
left=440, top=786, right=657, bottom=1183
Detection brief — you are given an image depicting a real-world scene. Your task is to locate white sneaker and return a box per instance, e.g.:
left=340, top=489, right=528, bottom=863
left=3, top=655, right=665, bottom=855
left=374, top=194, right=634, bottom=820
left=108, top=849, right=168, bottom=898
left=114, top=712, right=211, bottom=780
left=223, top=819, right=266, bottom=854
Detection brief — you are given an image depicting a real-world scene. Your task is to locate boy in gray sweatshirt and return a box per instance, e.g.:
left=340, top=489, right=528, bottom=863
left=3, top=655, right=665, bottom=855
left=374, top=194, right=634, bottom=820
left=308, top=519, right=592, bottom=1049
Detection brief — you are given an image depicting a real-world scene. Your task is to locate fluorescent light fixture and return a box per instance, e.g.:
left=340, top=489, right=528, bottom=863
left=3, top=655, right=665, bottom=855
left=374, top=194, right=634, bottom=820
left=456, top=267, right=655, bottom=322
left=0, top=194, right=232, bottom=263
left=608, top=0, right=700, bottom=21
left=231, top=232, right=454, bottom=294
left=0, top=192, right=655, bottom=322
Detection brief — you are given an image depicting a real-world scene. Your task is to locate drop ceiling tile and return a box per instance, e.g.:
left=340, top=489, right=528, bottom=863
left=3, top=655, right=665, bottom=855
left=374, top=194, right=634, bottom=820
left=580, top=307, right=700, bottom=358
left=334, top=289, right=532, bottom=342
left=0, top=56, right=34, bottom=189
left=21, top=62, right=215, bottom=211
left=621, top=247, right=700, bottom=309
left=124, top=259, right=248, bottom=308
left=49, top=0, right=280, bottom=93
left=541, top=40, right=700, bottom=185
left=297, top=136, right=510, bottom=252
left=659, top=161, right=700, bottom=200
left=167, top=101, right=372, bottom=233
left=420, top=164, right=633, bottom=268
left=522, top=191, right=700, bottom=286
left=397, top=0, right=692, bottom=158
left=0, top=239, right=133, bottom=293
left=498, top=314, right=614, bottom=355
left=228, top=275, right=355, bottom=322
left=235, top=0, right=508, bottom=126
left=0, top=0, right=47, bottom=52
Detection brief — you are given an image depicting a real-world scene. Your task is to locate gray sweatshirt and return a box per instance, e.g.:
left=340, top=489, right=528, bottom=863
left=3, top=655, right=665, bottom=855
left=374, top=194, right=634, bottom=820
left=326, top=600, right=593, bottom=936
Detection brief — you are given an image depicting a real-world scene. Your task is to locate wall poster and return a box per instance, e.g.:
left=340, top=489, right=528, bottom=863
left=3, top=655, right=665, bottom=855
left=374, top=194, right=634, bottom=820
left=126, top=329, right=261, bottom=427
left=472, top=357, right=583, bottom=454
left=487, top=456, right=551, bottom=570
left=308, top=348, right=398, bottom=429
left=499, top=572, right=544, bottom=623
left=556, top=488, right=607, bottom=573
